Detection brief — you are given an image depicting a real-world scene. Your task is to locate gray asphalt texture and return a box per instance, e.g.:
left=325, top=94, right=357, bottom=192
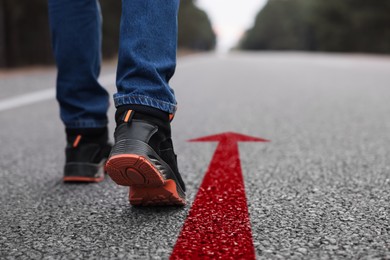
left=1, top=52, right=390, bottom=259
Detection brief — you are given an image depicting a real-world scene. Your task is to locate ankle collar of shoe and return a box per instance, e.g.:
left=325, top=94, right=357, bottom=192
left=66, top=127, right=108, bottom=136
left=66, top=127, right=108, bottom=145
left=115, top=105, right=170, bottom=123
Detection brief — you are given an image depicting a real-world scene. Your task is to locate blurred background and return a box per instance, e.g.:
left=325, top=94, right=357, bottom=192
left=0, top=0, right=389, bottom=68
left=0, top=0, right=216, bottom=67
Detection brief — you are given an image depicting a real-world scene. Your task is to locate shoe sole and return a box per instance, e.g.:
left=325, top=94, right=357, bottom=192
left=63, top=161, right=106, bottom=183
left=63, top=176, right=104, bottom=183
left=105, top=154, right=186, bottom=206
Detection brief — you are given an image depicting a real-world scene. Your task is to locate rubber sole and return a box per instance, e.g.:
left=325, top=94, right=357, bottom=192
left=105, top=154, right=186, bottom=206
left=63, top=161, right=106, bottom=183
left=63, top=176, right=104, bottom=183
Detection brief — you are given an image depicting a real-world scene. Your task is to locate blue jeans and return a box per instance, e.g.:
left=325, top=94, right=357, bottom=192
left=48, top=0, right=179, bottom=128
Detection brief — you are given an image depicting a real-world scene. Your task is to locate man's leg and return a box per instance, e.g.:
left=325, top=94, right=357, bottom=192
left=105, top=0, right=186, bottom=206
left=48, top=0, right=111, bottom=182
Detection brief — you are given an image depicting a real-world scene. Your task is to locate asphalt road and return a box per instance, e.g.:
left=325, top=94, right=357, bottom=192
left=1, top=52, right=390, bottom=259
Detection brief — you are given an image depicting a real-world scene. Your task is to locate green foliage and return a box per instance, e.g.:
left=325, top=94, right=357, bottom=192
left=0, top=0, right=215, bottom=67
left=100, top=1, right=121, bottom=59
left=240, top=0, right=390, bottom=53
left=0, top=0, right=53, bottom=67
left=178, top=0, right=216, bottom=50
left=0, top=0, right=121, bottom=67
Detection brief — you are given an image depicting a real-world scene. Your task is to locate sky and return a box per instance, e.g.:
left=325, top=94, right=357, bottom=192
left=197, top=0, right=268, bottom=52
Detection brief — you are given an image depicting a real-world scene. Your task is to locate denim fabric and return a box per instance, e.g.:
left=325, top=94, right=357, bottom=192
left=48, top=0, right=179, bottom=128
left=115, top=0, right=179, bottom=114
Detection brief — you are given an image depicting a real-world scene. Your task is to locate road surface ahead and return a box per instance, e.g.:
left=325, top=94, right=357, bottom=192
left=1, top=53, right=390, bottom=259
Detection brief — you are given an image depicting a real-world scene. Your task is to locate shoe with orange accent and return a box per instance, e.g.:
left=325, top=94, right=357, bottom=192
left=105, top=105, right=186, bottom=206
left=63, top=127, right=111, bottom=183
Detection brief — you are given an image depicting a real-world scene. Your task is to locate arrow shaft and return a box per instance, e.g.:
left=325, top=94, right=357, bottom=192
left=171, top=142, right=256, bottom=259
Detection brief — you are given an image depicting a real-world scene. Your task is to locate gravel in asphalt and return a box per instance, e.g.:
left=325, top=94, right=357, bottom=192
left=1, top=53, right=390, bottom=259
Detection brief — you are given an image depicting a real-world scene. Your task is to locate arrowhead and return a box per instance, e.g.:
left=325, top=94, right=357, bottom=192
left=189, top=132, right=269, bottom=143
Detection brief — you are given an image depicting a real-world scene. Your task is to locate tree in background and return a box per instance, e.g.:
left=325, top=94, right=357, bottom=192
left=0, top=0, right=215, bottom=68
left=0, top=0, right=53, bottom=67
left=240, top=0, right=390, bottom=54
left=178, top=0, right=216, bottom=51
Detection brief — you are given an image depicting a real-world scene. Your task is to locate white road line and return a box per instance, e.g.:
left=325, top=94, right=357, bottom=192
left=0, top=73, right=116, bottom=112
left=0, top=88, right=55, bottom=112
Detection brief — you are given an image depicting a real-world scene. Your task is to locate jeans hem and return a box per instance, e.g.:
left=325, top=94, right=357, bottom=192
left=114, top=95, right=177, bottom=114
left=64, top=120, right=108, bottom=129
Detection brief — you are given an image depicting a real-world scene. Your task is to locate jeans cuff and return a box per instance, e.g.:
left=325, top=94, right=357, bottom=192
left=64, top=119, right=108, bottom=129
left=113, top=94, right=177, bottom=114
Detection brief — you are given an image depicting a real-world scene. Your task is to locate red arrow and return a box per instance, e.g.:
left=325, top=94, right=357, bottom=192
left=171, top=132, right=269, bottom=259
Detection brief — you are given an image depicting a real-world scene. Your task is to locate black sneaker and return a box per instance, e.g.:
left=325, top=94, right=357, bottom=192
left=105, top=105, right=186, bottom=206
left=63, top=127, right=112, bottom=183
